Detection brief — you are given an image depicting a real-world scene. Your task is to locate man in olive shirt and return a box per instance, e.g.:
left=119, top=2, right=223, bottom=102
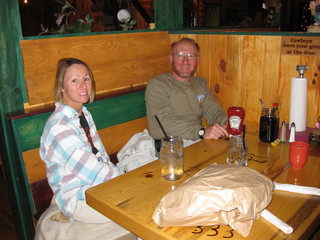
left=145, top=38, right=228, bottom=147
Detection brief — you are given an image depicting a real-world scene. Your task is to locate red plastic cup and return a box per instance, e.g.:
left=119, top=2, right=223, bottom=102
left=289, top=141, right=309, bottom=169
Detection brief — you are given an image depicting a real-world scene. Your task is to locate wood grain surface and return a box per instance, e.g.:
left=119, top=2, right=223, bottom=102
left=21, top=32, right=320, bottom=128
left=86, top=122, right=320, bottom=240
left=170, top=33, right=320, bottom=129
left=20, top=32, right=171, bottom=108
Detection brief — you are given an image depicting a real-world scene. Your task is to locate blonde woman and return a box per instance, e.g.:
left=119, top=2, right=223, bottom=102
left=37, top=58, right=136, bottom=239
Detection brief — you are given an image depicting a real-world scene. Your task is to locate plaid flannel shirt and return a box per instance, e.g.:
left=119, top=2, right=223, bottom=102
left=40, top=102, right=120, bottom=218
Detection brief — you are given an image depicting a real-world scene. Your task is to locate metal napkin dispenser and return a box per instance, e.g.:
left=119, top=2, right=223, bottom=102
left=309, top=128, right=320, bottom=145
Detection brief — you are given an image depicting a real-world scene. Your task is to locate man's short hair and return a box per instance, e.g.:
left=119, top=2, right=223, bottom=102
left=171, top=38, right=200, bottom=53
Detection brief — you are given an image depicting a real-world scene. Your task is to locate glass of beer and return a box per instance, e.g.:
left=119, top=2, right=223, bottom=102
left=160, top=136, right=184, bottom=181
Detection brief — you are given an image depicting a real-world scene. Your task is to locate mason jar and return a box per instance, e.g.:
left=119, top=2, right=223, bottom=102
left=160, top=136, right=184, bottom=181
left=259, top=108, right=279, bottom=142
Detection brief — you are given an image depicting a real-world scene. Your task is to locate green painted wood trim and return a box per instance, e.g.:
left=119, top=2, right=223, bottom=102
left=154, top=0, right=184, bottom=30
left=0, top=0, right=25, bottom=113
left=10, top=90, right=146, bottom=152
left=168, top=29, right=320, bottom=36
left=8, top=117, right=35, bottom=214
left=23, top=29, right=168, bottom=40
left=89, top=91, right=146, bottom=130
left=3, top=116, right=35, bottom=240
left=11, top=112, right=52, bottom=153
left=0, top=0, right=35, bottom=239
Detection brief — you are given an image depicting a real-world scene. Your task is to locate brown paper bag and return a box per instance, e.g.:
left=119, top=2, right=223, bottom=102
left=152, top=164, right=274, bottom=237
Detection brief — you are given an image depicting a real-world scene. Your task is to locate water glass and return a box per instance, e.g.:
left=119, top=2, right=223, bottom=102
left=160, top=136, right=184, bottom=181
left=226, top=135, right=247, bottom=166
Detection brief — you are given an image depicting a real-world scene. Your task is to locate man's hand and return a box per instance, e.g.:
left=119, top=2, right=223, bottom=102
left=204, top=124, right=229, bottom=140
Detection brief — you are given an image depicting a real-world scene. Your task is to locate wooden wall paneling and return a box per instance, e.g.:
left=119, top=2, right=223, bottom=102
left=168, top=33, right=319, bottom=128
left=302, top=56, right=320, bottom=127
left=20, top=32, right=171, bottom=108
left=241, top=35, right=263, bottom=123
left=196, top=35, right=211, bottom=87
left=95, top=55, right=169, bottom=92
left=207, top=35, right=227, bottom=111
left=196, top=34, right=212, bottom=127
left=22, top=150, right=45, bottom=183
left=98, top=117, right=148, bottom=155
left=258, top=36, right=282, bottom=123
left=224, top=35, right=243, bottom=110
left=20, top=32, right=320, bottom=126
left=169, top=34, right=182, bottom=44
left=278, top=54, right=301, bottom=125
left=180, top=33, right=198, bottom=43
left=260, top=35, right=281, bottom=103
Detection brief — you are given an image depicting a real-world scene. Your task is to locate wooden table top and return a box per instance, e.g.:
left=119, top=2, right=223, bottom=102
left=86, top=122, right=320, bottom=240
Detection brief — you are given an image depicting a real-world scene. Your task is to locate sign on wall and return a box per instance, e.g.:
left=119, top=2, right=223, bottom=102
left=281, top=36, right=320, bottom=57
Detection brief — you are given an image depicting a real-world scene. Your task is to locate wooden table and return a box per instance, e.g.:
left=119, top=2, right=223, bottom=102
left=86, top=122, right=320, bottom=240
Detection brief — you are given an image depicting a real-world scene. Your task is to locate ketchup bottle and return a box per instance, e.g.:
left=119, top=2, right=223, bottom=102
left=227, top=107, right=245, bottom=135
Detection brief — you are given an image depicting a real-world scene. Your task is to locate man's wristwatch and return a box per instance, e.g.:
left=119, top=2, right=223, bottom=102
left=198, top=128, right=205, bottom=139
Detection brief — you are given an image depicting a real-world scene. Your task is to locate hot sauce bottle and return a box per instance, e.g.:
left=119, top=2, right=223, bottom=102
left=227, top=107, right=245, bottom=136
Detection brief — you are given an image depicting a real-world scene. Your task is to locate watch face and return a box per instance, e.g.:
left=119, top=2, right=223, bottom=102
left=199, top=129, right=205, bottom=136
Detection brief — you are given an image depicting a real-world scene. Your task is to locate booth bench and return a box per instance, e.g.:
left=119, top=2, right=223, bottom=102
left=5, top=87, right=148, bottom=236
left=5, top=31, right=172, bottom=239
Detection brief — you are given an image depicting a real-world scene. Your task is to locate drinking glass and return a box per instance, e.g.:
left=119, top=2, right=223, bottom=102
left=226, top=135, right=248, bottom=166
left=160, top=136, right=184, bottom=180
left=259, top=108, right=279, bottom=142
left=289, top=141, right=309, bottom=168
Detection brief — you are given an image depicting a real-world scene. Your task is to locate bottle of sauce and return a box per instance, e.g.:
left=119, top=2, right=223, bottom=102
left=227, top=107, right=247, bottom=166
left=273, top=102, right=279, bottom=114
left=227, top=107, right=244, bottom=136
left=259, top=108, right=279, bottom=142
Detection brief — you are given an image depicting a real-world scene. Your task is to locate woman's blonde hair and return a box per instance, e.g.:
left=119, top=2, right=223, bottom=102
left=54, top=58, right=96, bottom=103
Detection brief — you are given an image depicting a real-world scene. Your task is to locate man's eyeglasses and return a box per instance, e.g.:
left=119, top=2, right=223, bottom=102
left=173, top=52, right=199, bottom=60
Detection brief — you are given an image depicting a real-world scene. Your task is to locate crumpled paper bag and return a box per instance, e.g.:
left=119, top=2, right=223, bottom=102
left=116, top=129, right=157, bottom=174
left=152, top=164, right=274, bottom=237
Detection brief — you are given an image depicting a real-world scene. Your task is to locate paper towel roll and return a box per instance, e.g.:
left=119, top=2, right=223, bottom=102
left=290, top=77, right=307, bottom=132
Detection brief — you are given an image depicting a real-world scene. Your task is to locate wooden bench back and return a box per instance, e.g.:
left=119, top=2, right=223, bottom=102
left=8, top=89, right=147, bottom=220
left=12, top=31, right=171, bottom=237
left=20, top=31, right=171, bottom=109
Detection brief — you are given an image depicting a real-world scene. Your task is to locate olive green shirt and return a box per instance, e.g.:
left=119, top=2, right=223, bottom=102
left=145, top=73, right=227, bottom=140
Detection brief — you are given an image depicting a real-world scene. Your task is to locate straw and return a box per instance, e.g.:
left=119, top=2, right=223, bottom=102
left=155, top=115, right=168, bottom=138
left=242, top=124, right=246, bottom=151
left=259, top=98, right=266, bottom=111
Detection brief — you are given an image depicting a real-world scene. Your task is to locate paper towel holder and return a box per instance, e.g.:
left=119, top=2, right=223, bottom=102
left=296, top=65, right=308, bottom=78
